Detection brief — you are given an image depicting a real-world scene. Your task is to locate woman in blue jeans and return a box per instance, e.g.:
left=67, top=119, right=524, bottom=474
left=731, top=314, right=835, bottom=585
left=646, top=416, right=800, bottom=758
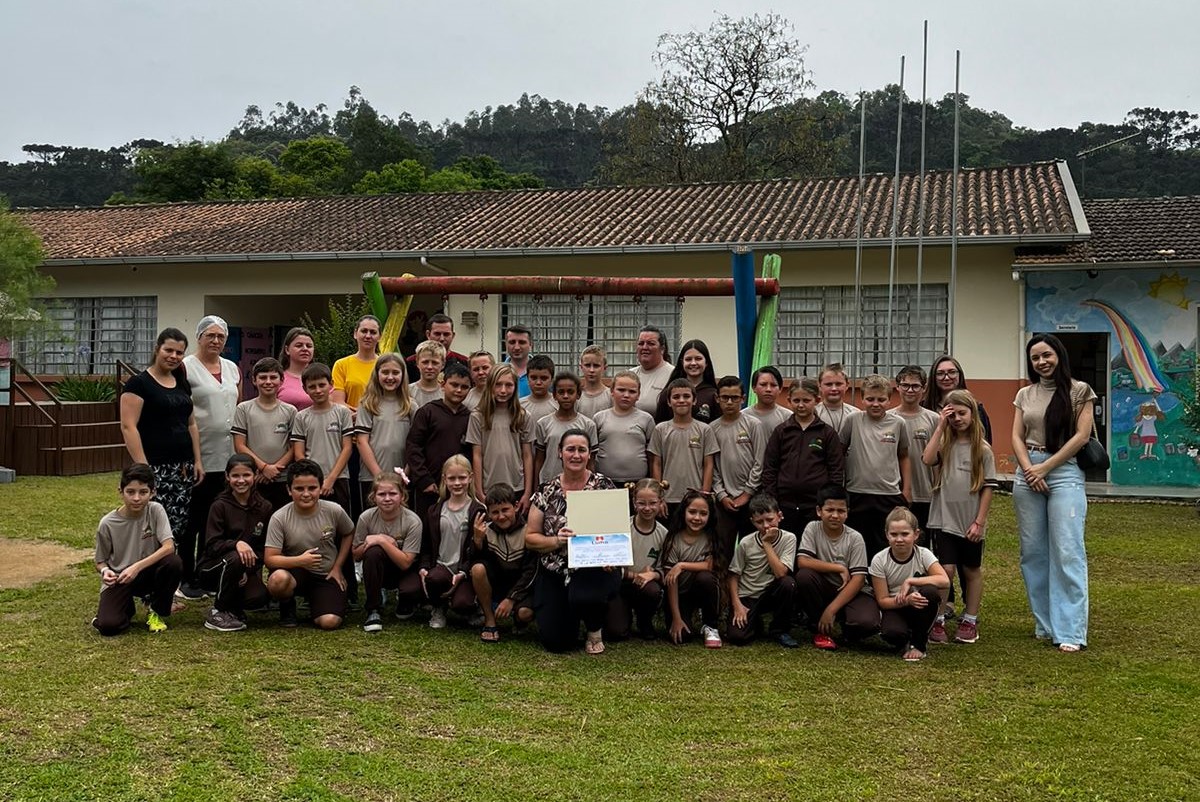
left=1010, top=334, right=1096, bottom=652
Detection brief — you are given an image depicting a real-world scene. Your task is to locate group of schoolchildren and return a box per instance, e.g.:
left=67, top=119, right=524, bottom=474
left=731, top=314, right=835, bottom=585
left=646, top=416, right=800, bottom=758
left=94, top=336, right=998, bottom=663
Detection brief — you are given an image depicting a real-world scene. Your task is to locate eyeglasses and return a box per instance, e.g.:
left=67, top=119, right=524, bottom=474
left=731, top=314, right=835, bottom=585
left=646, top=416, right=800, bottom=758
left=718, top=396, right=743, bottom=403
left=201, top=332, right=227, bottom=341
left=935, top=370, right=960, bottom=379
left=898, top=383, right=924, bottom=391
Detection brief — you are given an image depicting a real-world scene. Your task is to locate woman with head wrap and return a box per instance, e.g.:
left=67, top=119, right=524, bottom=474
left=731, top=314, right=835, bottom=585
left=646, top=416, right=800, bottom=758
left=177, top=315, right=242, bottom=600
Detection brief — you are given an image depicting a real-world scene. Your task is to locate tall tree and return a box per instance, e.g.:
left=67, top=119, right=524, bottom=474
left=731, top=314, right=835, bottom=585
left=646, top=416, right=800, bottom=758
left=0, top=199, right=53, bottom=341
left=643, top=12, right=824, bottom=180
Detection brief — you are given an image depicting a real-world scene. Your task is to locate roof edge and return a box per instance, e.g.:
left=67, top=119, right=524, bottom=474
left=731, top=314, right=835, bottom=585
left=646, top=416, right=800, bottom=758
left=1056, top=160, right=1090, bottom=237
left=1013, top=259, right=1200, bottom=272
left=43, top=232, right=1089, bottom=267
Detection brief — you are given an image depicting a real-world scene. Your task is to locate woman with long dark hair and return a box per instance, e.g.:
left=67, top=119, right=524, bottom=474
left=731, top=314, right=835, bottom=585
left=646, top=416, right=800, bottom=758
left=924, top=355, right=993, bottom=443
left=1010, top=334, right=1096, bottom=653
left=654, top=339, right=719, bottom=423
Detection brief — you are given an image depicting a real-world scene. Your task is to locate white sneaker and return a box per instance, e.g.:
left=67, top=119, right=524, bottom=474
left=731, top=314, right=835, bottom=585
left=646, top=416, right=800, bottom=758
left=429, top=608, right=448, bottom=629
left=702, top=625, right=722, bottom=649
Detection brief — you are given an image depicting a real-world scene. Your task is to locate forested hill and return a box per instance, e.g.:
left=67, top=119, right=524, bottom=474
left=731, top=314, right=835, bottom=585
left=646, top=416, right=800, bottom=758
left=3, top=85, right=1198, bottom=208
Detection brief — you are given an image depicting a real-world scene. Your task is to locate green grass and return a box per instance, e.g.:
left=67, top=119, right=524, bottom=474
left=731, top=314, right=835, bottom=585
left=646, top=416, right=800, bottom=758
left=1, top=474, right=1198, bottom=801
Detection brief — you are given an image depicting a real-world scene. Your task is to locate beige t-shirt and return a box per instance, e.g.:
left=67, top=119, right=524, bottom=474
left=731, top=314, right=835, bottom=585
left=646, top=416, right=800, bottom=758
left=710, top=412, right=766, bottom=500
left=649, top=419, right=719, bottom=503
left=1014, top=379, right=1098, bottom=448
left=356, top=398, right=412, bottom=476
left=744, top=404, right=792, bottom=434
left=594, top=407, right=655, bottom=482
left=845, top=411, right=909, bottom=495
left=94, top=502, right=173, bottom=574
left=290, top=405, right=354, bottom=479
left=535, top=413, right=599, bottom=485
left=629, top=517, right=668, bottom=572
left=466, top=408, right=535, bottom=493
left=868, top=545, right=940, bottom=596
left=798, top=520, right=869, bottom=589
left=633, top=361, right=674, bottom=415
left=232, top=399, right=297, bottom=481
left=730, top=529, right=798, bottom=600
left=658, top=531, right=712, bottom=570
left=353, top=506, right=422, bottom=552
left=520, top=394, right=558, bottom=425
left=408, top=382, right=443, bottom=409
left=576, top=388, right=614, bottom=419
left=265, top=500, right=355, bottom=575
left=929, top=441, right=999, bottom=538
left=895, top=407, right=940, bottom=503
left=816, top=402, right=862, bottom=442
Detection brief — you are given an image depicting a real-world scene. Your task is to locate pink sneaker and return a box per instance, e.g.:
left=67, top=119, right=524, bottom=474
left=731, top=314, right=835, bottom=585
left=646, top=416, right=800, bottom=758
left=812, top=633, right=837, bottom=650
left=954, top=619, right=979, bottom=643
left=928, top=621, right=948, bottom=644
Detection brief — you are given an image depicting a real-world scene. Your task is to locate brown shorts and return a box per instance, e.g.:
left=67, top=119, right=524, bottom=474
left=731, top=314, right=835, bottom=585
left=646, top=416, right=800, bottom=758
left=288, top=568, right=348, bottom=619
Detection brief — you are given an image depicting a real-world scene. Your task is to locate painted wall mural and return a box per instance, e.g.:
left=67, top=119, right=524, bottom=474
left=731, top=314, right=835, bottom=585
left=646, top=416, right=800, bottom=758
left=1025, top=269, right=1198, bottom=487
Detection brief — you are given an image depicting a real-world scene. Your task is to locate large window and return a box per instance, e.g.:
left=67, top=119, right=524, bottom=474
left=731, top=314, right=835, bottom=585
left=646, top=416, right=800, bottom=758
left=775, top=284, right=948, bottom=379
left=501, top=295, right=682, bottom=371
left=16, top=296, right=157, bottom=374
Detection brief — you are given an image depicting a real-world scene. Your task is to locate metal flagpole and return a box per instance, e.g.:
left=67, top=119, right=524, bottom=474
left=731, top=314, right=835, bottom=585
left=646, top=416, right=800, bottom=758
left=886, top=56, right=905, bottom=375
left=949, top=50, right=961, bottom=354
left=916, top=21, right=929, bottom=363
left=852, top=92, right=867, bottom=398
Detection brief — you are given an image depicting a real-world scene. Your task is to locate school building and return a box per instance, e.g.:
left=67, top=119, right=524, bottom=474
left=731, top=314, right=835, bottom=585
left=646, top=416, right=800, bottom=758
left=14, top=160, right=1197, bottom=486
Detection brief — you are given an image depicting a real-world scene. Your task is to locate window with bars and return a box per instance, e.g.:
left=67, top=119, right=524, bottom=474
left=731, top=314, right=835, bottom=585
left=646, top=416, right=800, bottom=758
left=15, top=296, right=158, bottom=374
left=774, top=284, right=948, bottom=379
left=501, top=295, right=682, bottom=371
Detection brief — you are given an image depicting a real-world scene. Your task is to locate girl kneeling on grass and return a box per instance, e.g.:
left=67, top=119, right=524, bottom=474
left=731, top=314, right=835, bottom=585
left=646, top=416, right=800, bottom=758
left=196, top=454, right=273, bottom=632
left=923, top=389, right=998, bottom=645
left=93, top=463, right=183, bottom=636
left=660, top=489, right=723, bottom=649
left=868, top=507, right=949, bottom=662
left=603, top=479, right=669, bottom=641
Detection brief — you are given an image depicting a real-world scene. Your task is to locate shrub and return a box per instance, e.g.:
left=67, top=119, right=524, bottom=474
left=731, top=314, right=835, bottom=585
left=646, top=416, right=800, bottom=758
left=55, top=376, right=117, bottom=402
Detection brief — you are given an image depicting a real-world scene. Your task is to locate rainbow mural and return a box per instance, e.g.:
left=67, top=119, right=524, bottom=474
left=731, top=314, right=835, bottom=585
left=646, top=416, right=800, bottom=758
left=1080, top=299, right=1169, bottom=392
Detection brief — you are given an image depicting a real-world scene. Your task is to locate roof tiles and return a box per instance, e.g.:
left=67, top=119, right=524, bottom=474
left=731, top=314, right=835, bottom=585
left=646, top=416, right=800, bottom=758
left=18, top=161, right=1081, bottom=262
left=1015, top=196, right=1200, bottom=265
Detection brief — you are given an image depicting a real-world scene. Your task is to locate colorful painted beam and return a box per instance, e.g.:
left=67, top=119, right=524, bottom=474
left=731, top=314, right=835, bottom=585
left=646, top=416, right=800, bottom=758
left=370, top=275, right=780, bottom=297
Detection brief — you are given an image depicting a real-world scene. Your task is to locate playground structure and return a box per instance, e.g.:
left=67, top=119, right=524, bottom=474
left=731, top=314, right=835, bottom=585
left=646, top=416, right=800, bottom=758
left=360, top=253, right=785, bottom=403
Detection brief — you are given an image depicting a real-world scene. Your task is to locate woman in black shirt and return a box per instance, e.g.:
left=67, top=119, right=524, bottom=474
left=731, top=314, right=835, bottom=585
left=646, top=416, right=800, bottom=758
left=120, top=328, right=203, bottom=582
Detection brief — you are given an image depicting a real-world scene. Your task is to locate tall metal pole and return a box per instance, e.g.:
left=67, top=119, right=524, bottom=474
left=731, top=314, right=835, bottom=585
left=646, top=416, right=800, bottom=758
left=949, top=50, right=961, bottom=354
left=915, top=21, right=929, bottom=362
left=852, top=93, right=867, bottom=397
left=886, top=56, right=905, bottom=375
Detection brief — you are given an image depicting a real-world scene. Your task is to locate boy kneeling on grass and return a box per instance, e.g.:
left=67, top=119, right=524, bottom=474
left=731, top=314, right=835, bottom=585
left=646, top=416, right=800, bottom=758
left=264, top=459, right=355, bottom=630
left=793, top=484, right=880, bottom=650
left=726, top=493, right=799, bottom=648
left=93, top=463, right=183, bottom=636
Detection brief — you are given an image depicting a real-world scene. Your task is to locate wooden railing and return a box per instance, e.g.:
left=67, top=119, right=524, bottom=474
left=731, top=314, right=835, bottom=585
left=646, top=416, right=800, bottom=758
left=2, top=357, right=63, bottom=474
left=115, top=359, right=139, bottom=401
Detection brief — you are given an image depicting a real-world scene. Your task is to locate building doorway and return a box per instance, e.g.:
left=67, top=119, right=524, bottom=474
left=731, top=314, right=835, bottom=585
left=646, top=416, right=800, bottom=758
left=1055, top=332, right=1110, bottom=482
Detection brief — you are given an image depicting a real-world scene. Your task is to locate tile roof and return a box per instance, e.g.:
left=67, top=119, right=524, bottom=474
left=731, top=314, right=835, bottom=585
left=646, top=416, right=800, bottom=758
left=18, top=161, right=1082, bottom=263
left=1015, top=196, right=1200, bottom=265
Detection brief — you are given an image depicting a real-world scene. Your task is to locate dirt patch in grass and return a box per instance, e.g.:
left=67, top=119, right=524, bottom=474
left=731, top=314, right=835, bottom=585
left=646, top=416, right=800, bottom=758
left=0, top=537, right=91, bottom=589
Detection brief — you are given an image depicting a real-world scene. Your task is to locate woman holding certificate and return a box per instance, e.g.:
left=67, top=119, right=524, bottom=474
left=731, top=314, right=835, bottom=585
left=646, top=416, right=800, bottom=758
left=526, top=428, right=621, bottom=654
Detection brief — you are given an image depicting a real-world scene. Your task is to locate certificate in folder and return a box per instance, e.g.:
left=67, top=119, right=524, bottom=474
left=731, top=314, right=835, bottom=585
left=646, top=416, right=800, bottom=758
left=566, top=489, right=634, bottom=569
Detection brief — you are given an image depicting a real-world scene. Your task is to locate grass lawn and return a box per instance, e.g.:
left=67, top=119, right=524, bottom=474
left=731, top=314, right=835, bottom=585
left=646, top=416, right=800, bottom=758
left=1, top=474, right=1197, bottom=801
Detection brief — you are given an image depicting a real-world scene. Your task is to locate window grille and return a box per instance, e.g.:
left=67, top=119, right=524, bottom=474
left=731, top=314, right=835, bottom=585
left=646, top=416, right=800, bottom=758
left=501, top=295, right=681, bottom=371
left=15, top=296, right=157, bottom=373
left=774, top=284, right=948, bottom=379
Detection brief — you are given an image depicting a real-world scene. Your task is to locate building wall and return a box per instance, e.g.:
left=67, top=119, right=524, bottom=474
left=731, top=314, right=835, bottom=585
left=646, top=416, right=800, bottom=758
left=43, top=242, right=1027, bottom=461
left=1025, top=266, right=1200, bottom=487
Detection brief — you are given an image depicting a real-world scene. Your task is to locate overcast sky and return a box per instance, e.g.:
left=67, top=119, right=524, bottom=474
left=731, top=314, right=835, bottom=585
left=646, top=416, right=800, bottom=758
left=3, top=0, right=1195, bottom=163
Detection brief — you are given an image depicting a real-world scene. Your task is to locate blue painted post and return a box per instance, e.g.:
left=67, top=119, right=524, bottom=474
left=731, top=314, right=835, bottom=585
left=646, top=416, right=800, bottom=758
left=731, top=248, right=756, bottom=391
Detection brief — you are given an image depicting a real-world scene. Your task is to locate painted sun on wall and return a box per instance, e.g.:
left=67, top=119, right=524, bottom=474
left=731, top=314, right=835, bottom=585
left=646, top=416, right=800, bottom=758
left=1025, top=269, right=1199, bottom=487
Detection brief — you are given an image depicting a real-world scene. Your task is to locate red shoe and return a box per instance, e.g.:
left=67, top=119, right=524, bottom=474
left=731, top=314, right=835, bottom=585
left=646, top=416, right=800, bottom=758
left=812, top=633, right=837, bottom=650
left=954, top=619, right=979, bottom=644
left=928, top=621, right=948, bottom=644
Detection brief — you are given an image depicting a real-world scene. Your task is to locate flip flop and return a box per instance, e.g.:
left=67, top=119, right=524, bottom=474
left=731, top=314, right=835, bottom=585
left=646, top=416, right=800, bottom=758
left=585, top=634, right=605, bottom=655
left=480, top=626, right=500, bottom=643
left=902, top=647, right=927, bottom=662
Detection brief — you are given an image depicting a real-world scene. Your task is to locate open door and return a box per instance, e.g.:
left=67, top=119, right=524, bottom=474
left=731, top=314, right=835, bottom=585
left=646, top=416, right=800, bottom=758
left=1055, top=332, right=1110, bottom=482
